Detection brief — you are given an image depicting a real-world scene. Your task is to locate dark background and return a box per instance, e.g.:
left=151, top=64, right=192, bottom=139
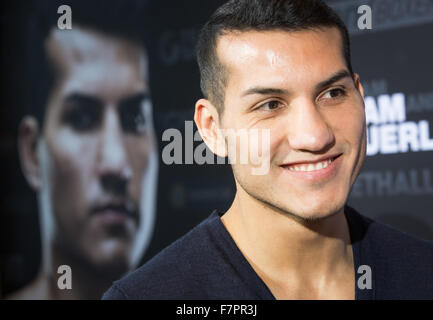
left=1, top=0, right=433, bottom=296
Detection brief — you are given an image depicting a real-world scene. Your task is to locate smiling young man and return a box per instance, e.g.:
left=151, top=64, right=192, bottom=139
left=103, top=0, right=433, bottom=300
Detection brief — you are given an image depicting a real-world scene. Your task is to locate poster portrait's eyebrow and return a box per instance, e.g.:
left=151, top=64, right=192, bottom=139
left=119, top=92, right=150, bottom=107
left=63, top=92, right=103, bottom=108
left=315, top=70, right=353, bottom=92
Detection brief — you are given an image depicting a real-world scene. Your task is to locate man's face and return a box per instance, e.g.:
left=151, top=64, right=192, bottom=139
left=217, top=28, right=366, bottom=220
left=40, top=27, right=157, bottom=272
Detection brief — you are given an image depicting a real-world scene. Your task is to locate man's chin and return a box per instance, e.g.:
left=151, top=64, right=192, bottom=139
left=238, top=176, right=346, bottom=222
left=282, top=201, right=344, bottom=223
left=259, top=195, right=344, bottom=223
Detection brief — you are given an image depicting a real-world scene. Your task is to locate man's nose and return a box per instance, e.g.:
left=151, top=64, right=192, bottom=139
left=97, top=109, right=132, bottom=192
left=287, top=98, right=335, bottom=152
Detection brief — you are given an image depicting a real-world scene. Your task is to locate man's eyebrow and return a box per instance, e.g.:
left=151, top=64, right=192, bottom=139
left=315, top=70, right=353, bottom=92
left=240, top=70, right=352, bottom=98
left=241, top=87, right=290, bottom=97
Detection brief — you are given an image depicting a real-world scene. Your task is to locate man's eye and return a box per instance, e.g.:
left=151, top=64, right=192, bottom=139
left=64, top=107, right=100, bottom=131
left=120, top=105, right=147, bottom=134
left=257, top=100, right=283, bottom=111
left=322, top=88, right=346, bottom=100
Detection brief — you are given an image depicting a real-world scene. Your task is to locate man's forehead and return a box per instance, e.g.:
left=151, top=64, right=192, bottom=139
left=217, top=27, right=342, bottom=67
left=216, top=28, right=345, bottom=91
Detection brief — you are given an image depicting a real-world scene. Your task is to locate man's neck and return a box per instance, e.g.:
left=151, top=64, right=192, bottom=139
left=221, top=189, right=355, bottom=299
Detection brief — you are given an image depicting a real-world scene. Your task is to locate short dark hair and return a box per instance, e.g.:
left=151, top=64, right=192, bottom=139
left=25, top=0, right=152, bottom=127
left=196, top=0, right=353, bottom=113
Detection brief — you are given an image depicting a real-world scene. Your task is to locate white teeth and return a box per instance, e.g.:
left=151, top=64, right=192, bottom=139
left=288, top=158, right=332, bottom=172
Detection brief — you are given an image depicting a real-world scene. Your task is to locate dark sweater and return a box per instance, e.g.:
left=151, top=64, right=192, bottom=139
left=102, top=206, right=433, bottom=299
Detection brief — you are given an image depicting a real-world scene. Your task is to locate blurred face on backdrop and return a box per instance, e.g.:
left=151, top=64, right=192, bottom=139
left=198, top=27, right=366, bottom=221
left=19, top=26, right=158, bottom=276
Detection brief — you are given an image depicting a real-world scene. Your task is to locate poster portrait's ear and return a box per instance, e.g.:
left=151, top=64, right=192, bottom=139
left=194, top=99, right=228, bottom=158
left=18, top=116, right=42, bottom=191
left=353, top=73, right=365, bottom=99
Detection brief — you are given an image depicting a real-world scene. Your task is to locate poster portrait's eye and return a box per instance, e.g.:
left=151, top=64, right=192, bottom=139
left=119, top=94, right=149, bottom=134
left=61, top=94, right=102, bottom=131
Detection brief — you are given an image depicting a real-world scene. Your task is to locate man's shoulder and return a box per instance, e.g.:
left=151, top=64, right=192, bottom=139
left=103, top=212, right=220, bottom=300
left=347, top=206, right=433, bottom=298
left=348, top=206, right=433, bottom=261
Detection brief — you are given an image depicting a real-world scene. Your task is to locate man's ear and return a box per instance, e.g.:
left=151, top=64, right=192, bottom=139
left=353, top=73, right=365, bottom=100
left=194, top=99, right=227, bottom=158
left=18, top=116, right=42, bottom=191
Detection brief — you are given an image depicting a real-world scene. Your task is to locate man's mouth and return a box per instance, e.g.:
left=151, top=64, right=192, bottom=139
left=282, top=154, right=342, bottom=172
left=280, top=153, right=343, bottom=180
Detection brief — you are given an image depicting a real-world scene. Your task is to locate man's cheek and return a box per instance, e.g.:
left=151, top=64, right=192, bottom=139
left=332, top=109, right=362, bottom=139
left=248, top=129, right=271, bottom=176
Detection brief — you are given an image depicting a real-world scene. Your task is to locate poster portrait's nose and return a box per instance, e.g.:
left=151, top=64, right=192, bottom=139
left=97, top=108, right=132, bottom=181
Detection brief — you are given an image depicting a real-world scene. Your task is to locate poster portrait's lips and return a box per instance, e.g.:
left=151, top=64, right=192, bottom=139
left=91, top=203, right=139, bottom=225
